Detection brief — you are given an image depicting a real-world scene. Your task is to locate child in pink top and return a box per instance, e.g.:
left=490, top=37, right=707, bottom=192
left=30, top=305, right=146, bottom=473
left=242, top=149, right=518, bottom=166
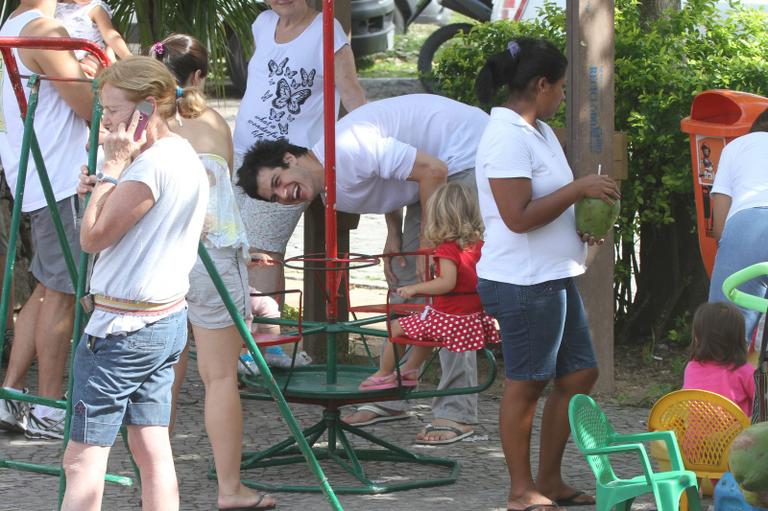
left=683, top=301, right=756, bottom=416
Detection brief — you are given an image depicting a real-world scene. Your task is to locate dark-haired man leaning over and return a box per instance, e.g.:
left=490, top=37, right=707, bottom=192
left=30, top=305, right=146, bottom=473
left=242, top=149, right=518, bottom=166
left=236, top=93, right=489, bottom=445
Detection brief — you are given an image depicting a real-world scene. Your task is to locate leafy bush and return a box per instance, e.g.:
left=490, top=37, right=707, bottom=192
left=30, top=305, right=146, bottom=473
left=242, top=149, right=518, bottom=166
left=431, top=0, right=768, bottom=342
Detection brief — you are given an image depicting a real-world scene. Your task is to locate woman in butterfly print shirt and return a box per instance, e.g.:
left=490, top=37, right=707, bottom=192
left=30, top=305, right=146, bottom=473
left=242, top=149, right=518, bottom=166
left=232, top=0, right=366, bottom=311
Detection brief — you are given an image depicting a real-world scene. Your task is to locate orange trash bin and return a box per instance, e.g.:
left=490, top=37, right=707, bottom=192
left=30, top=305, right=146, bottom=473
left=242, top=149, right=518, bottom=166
left=681, top=89, right=768, bottom=277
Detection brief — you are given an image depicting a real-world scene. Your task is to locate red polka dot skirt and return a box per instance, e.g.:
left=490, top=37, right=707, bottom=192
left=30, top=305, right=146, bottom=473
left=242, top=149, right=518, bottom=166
left=398, top=306, right=500, bottom=353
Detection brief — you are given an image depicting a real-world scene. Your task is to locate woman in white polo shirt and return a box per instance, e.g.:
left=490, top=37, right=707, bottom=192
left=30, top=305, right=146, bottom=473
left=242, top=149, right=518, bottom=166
left=473, top=38, right=619, bottom=511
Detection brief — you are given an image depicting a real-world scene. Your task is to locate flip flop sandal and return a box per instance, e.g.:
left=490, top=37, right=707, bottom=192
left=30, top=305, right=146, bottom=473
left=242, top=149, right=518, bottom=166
left=218, top=492, right=276, bottom=510
left=392, top=368, right=419, bottom=387
left=415, top=424, right=475, bottom=445
left=508, top=504, right=562, bottom=511
left=358, top=373, right=398, bottom=391
left=555, top=491, right=595, bottom=507
left=345, top=404, right=411, bottom=427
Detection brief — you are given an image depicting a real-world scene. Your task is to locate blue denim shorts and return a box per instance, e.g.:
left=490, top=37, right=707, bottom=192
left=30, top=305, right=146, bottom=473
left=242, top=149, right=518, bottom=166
left=477, top=277, right=596, bottom=381
left=70, top=308, right=188, bottom=446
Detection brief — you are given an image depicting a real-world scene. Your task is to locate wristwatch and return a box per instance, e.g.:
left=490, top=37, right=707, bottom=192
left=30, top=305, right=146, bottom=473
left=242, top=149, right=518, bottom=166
left=96, top=172, right=118, bottom=186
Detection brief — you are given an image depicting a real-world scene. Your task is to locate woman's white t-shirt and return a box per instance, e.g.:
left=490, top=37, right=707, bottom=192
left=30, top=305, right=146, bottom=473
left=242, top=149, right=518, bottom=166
left=233, top=10, right=348, bottom=153
left=475, top=107, right=586, bottom=286
left=86, top=137, right=209, bottom=337
left=711, top=131, right=768, bottom=223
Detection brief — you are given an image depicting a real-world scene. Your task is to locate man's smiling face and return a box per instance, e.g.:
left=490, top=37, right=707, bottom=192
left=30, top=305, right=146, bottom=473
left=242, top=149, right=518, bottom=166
left=255, top=153, right=318, bottom=205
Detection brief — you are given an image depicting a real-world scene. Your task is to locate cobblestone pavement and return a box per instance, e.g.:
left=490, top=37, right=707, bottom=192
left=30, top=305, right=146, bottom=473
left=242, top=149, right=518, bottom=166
left=0, top=80, right=696, bottom=510
left=1, top=356, right=663, bottom=511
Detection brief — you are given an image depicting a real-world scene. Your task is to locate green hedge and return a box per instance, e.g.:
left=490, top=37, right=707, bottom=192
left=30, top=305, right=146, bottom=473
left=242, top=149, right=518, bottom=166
left=431, top=0, right=768, bottom=334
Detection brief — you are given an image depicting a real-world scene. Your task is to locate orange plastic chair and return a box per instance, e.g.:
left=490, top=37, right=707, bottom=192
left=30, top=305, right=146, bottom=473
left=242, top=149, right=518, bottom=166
left=648, top=389, right=751, bottom=509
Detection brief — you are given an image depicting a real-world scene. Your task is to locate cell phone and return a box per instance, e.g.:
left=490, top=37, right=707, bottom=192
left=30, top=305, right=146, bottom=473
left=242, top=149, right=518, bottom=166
left=133, top=100, right=153, bottom=142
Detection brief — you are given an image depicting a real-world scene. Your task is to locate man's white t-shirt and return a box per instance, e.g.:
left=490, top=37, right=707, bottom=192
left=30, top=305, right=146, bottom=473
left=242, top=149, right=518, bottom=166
left=711, top=131, right=768, bottom=223
left=86, top=137, right=209, bottom=337
left=0, top=10, right=88, bottom=212
left=312, top=94, right=489, bottom=214
left=233, top=11, right=348, bottom=154
left=475, top=107, right=586, bottom=286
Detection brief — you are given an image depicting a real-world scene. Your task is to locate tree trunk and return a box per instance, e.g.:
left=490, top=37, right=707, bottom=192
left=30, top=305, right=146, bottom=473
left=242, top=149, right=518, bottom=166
left=617, top=197, right=708, bottom=343
left=639, top=0, right=681, bottom=23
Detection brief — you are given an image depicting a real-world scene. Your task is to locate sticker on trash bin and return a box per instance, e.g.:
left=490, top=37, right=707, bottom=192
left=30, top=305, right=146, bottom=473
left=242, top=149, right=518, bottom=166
left=695, top=136, right=724, bottom=186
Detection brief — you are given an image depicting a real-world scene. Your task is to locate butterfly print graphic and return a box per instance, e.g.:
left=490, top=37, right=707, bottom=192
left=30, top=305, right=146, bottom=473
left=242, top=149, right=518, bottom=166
left=301, top=68, right=316, bottom=87
left=272, top=79, right=311, bottom=115
left=267, top=57, right=288, bottom=77
left=283, top=66, right=297, bottom=79
left=269, top=108, right=286, bottom=121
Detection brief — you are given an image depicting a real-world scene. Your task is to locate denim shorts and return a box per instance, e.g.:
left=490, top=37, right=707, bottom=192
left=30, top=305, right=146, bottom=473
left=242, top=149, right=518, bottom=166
left=477, top=277, right=597, bottom=381
left=708, top=207, right=768, bottom=343
left=70, top=308, right=188, bottom=446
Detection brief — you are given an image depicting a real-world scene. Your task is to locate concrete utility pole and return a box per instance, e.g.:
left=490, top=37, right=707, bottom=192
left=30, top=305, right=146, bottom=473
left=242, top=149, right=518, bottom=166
left=566, top=0, right=616, bottom=392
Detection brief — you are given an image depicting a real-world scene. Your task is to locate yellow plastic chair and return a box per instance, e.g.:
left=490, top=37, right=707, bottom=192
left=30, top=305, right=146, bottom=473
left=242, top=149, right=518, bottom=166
left=648, top=389, right=751, bottom=510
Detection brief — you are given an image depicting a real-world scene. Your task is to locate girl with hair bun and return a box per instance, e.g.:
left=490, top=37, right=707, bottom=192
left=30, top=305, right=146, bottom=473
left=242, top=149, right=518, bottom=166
left=474, top=38, right=620, bottom=511
left=148, top=35, right=277, bottom=510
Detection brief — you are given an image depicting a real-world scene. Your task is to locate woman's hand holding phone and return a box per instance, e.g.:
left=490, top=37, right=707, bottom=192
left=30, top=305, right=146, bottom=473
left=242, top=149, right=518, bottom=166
left=102, top=108, right=148, bottom=178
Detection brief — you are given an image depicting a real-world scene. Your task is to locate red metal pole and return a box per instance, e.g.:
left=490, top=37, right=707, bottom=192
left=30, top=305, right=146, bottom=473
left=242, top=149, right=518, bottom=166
left=322, top=0, right=338, bottom=322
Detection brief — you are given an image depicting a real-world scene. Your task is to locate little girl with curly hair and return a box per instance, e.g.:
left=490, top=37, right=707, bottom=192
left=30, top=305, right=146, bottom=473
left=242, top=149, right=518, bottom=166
left=360, top=182, right=499, bottom=390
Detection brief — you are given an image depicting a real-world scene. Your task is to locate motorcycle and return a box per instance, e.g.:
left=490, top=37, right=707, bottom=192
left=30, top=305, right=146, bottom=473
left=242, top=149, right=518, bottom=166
left=411, top=0, right=493, bottom=92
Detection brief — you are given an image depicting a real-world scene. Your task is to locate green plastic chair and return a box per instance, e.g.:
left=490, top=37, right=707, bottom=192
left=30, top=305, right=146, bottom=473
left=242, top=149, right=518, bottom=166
left=568, top=394, right=701, bottom=511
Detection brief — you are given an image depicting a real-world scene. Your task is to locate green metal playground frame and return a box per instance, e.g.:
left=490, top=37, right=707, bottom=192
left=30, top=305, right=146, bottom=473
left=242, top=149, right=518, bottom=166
left=0, top=5, right=500, bottom=505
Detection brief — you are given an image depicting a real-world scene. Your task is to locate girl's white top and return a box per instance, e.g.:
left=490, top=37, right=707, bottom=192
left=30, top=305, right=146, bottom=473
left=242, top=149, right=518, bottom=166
left=55, top=1, right=111, bottom=58
left=198, top=153, right=249, bottom=258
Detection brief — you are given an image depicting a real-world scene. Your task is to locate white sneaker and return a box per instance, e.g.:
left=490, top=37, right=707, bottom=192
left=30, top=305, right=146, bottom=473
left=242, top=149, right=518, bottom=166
left=295, top=351, right=312, bottom=367
left=264, top=349, right=313, bottom=368
left=25, top=406, right=65, bottom=440
left=237, top=353, right=260, bottom=376
left=0, top=389, right=29, bottom=434
left=264, top=351, right=292, bottom=368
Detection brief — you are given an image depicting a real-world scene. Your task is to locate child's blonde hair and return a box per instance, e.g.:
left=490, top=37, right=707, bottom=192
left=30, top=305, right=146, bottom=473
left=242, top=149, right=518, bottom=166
left=423, top=182, right=484, bottom=248
left=690, top=301, right=747, bottom=367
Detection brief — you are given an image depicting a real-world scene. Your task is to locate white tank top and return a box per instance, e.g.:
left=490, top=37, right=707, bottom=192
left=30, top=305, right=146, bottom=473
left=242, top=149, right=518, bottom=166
left=0, top=9, right=89, bottom=212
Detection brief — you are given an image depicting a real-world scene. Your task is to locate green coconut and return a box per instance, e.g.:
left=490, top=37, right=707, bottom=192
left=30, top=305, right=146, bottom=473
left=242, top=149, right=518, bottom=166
left=575, top=198, right=620, bottom=238
left=729, top=422, right=768, bottom=499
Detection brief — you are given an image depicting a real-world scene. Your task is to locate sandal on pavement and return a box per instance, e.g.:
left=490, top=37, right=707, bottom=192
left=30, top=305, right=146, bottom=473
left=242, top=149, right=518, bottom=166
left=218, top=492, right=276, bottom=510
left=344, top=404, right=410, bottom=427
left=415, top=424, right=474, bottom=445
left=508, top=504, right=562, bottom=511
left=392, top=368, right=419, bottom=387
left=555, top=490, right=595, bottom=507
left=359, top=373, right=398, bottom=391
